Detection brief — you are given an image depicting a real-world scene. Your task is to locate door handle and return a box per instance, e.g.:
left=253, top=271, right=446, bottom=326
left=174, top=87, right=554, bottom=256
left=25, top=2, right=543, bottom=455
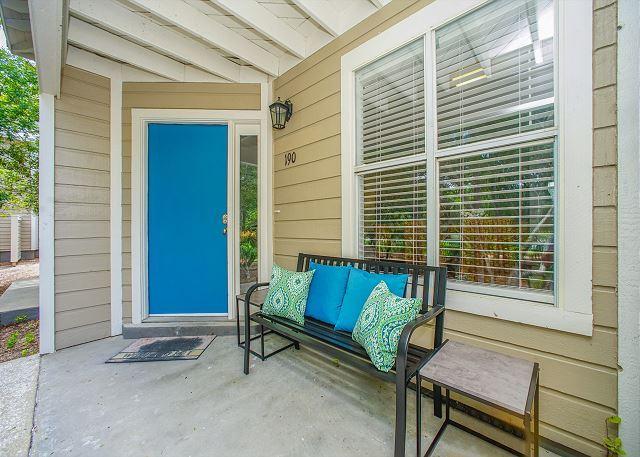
left=222, top=213, right=228, bottom=235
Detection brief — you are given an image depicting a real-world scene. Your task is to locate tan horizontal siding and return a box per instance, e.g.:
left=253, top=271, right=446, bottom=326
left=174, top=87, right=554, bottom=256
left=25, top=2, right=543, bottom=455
left=272, top=1, right=619, bottom=455
left=54, top=65, right=111, bottom=350
left=19, top=215, right=31, bottom=251
left=0, top=212, right=32, bottom=252
left=55, top=321, right=110, bottom=350
left=0, top=217, right=9, bottom=251
left=120, top=82, right=261, bottom=320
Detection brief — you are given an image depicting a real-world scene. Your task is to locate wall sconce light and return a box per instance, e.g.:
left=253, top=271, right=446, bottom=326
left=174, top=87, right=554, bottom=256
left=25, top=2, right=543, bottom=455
left=269, top=97, right=293, bottom=129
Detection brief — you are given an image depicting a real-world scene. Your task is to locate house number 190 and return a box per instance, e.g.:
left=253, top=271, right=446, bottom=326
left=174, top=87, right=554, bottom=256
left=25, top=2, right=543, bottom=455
left=284, top=151, right=296, bottom=167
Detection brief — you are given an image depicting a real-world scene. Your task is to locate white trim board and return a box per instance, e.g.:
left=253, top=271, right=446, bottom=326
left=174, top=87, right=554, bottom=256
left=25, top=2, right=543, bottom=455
left=110, top=76, right=123, bottom=336
left=340, top=0, right=593, bottom=335
left=617, top=0, right=640, bottom=452
left=38, top=93, right=55, bottom=354
left=130, top=109, right=267, bottom=324
left=259, top=82, right=274, bottom=282
left=28, top=0, right=64, bottom=96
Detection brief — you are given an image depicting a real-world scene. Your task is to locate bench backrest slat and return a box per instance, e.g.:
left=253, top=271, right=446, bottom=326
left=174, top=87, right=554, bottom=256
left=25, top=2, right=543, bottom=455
left=297, top=253, right=446, bottom=314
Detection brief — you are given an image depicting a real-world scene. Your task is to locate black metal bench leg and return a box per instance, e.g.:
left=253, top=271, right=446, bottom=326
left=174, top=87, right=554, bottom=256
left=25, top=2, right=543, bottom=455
left=394, top=367, right=407, bottom=457
left=416, top=373, right=422, bottom=457
left=294, top=341, right=300, bottom=350
left=244, top=315, right=250, bottom=375
left=260, top=324, right=265, bottom=360
left=236, top=298, right=241, bottom=347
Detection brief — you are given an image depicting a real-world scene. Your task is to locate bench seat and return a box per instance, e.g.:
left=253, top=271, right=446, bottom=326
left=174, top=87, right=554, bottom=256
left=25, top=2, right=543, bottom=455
left=251, top=311, right=434, bottom=382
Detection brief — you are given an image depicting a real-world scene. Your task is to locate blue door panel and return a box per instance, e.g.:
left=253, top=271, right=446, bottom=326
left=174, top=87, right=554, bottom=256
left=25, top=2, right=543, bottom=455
left=148, top=123, right=228, bottom=314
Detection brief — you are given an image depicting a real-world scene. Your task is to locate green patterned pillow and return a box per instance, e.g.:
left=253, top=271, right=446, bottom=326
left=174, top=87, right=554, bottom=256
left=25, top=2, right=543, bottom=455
left=352, top=281, right=422, bottom=372
left=262, top=264, right=315, bottom=325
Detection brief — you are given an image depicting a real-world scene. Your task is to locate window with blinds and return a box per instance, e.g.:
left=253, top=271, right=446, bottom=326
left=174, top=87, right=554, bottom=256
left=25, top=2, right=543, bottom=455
left=435, top=0, right=555, bottom=149
left=433, top=0, right=557, bottom=299
left=351, top=0, right=559, bottom=300
left=355, top=38, right=427, bottom=263
left=356, top=39, right=425, bottom=165
left=439, top=141, right=555, bottom=295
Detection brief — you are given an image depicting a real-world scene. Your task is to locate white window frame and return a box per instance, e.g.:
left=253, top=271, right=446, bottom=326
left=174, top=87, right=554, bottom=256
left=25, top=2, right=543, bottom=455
left=341, top=0, right=593, bottom=335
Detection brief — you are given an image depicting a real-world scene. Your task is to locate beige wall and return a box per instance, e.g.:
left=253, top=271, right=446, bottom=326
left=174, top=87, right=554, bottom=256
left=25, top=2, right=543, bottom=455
left=0, top=212, right=33, bottom=252
left=272, top=1, right=619, bottom=455
left=120, top=82, right=261, bottom=322
left=20, top=214, right=31, bottom=251
left=53, top=66, right=111, bottom=349
left=0, top=217, right=8, bottom=251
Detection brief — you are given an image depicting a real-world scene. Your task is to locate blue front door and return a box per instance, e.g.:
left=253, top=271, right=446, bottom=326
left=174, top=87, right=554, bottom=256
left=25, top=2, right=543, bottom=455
left=147, top=123, right=228, bottom=314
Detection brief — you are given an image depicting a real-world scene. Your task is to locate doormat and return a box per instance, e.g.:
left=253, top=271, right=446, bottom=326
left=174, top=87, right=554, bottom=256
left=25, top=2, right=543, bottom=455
left=106, top=336, right=216, bottom=363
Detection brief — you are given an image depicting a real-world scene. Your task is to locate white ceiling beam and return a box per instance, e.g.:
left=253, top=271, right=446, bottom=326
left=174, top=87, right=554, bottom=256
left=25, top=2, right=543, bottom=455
left=368, top=0, right=390, bottom=8
left=27, top=0, right=64, bottom=96
left=291, top=0, right=342, bottom=36
left=69, top=0, right=265, bottom=83
left=210, top=0, right=306, bottom=59
left=127, top=0, right=279, bottom=76
left=66, top=45, right=234, bottom=83
left=68, top=17, right=189, bottom=81
left=66, top=45, right=171, bottom=82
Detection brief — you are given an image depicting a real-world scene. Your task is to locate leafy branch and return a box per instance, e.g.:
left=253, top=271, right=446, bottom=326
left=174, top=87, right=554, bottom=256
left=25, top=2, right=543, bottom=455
left=603, top=415, right=625, bottom=456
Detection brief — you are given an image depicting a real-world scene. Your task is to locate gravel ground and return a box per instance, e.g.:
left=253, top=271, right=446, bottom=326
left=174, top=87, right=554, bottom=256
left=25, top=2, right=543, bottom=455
left=0, top=260, right=39, bottom=296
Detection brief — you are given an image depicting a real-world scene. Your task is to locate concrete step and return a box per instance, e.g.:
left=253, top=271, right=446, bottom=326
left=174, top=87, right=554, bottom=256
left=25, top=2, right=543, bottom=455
left=122, top=320, right=258, bottom=339
left=0, top=278, right=39, bottom=325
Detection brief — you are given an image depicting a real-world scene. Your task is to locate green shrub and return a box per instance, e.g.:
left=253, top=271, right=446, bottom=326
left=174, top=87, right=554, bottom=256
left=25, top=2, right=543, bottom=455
left=6, top=331, right=19, bottom=349
left=603, top=416, right=626, bottom=456
left=14, top=314, right=29, bottom=324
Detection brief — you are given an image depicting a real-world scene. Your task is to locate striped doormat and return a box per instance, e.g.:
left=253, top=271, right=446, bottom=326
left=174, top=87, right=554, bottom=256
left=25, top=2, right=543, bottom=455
left=106, top=335, right=215, bottom=363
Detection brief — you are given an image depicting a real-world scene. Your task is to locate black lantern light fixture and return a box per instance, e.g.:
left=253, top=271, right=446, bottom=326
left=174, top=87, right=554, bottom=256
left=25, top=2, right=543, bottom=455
left=269, top=97, right=293, bottom=130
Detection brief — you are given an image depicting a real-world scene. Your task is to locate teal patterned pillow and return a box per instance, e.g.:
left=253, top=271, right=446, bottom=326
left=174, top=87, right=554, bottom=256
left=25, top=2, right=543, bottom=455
left=352, top=281, right=422, bottom=372
left=262, top=264, right=315, bottom=325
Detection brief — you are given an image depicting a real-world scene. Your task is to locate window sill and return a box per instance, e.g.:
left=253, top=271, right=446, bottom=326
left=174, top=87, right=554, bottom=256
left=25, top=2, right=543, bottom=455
left=446, top=289, right=593, bottom=336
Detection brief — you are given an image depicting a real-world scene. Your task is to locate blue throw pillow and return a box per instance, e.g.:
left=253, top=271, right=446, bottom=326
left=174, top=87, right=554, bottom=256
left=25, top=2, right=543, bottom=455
left=304, top=261, right=352, bottom=325
left=334, top=268, right=409, bottom=332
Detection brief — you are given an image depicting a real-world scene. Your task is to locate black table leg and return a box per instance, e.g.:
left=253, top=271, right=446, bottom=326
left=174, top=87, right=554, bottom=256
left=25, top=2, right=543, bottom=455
left=416, top=373, right=422, bottom=457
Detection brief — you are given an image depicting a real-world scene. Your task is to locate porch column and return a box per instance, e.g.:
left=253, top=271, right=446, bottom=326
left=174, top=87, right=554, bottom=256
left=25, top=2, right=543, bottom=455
left=110, top=75, right=123, bottom=336
left=39, top=93, right=56, bottom=354
left=617, top=0, right=640, bottom=452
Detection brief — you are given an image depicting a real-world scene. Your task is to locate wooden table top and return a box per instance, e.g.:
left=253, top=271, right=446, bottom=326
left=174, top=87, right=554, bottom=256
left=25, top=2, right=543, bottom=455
left=420, top=340, right=536, bottom=417
left=236, top=288, right=268, bottom=306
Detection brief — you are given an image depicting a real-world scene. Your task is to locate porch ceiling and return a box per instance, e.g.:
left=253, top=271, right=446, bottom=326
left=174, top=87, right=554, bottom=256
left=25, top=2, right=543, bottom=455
left=4, top=0, right=390, bottom=84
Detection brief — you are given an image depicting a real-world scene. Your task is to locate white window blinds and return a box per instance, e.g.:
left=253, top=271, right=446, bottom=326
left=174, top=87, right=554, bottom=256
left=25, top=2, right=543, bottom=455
left=356, top=39, right=425, bottom=165
left=439, top=141, right=555, bottom=295
left=435, top=0, right=555, bottom=149
left=360, top=164, right=427, bottom=263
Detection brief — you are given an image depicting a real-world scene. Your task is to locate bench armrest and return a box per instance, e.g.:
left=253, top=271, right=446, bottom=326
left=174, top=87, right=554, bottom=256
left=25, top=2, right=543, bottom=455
left=244, top=281, right=270, bottom=316
left=397, top=305, right=445, bottom=381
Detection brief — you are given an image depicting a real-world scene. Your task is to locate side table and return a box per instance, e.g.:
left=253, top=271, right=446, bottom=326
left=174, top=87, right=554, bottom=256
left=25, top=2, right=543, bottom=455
left=417, top=340, right=539, bottom=456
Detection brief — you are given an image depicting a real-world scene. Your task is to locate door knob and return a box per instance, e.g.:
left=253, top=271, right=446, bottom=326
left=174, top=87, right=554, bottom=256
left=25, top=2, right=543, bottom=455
left=222, top=213, right=228, bottom=235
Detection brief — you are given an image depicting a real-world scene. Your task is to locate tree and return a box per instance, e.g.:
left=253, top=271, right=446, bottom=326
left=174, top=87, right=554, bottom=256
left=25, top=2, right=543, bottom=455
left=0, top=46, right=39, bottom=212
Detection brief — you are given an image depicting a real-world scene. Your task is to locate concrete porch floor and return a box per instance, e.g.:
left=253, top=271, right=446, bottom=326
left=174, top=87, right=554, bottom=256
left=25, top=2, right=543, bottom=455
left=31, top=336, right=559, bottom=457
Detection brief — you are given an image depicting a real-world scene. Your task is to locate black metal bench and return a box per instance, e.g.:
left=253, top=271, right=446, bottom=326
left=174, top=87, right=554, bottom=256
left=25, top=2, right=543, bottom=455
left=240, top=253, right=447, bottom=457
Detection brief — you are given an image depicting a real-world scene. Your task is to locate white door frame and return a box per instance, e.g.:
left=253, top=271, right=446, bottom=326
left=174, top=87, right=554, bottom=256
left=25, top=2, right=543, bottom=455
left=131, top=109, right=266, bottom=323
